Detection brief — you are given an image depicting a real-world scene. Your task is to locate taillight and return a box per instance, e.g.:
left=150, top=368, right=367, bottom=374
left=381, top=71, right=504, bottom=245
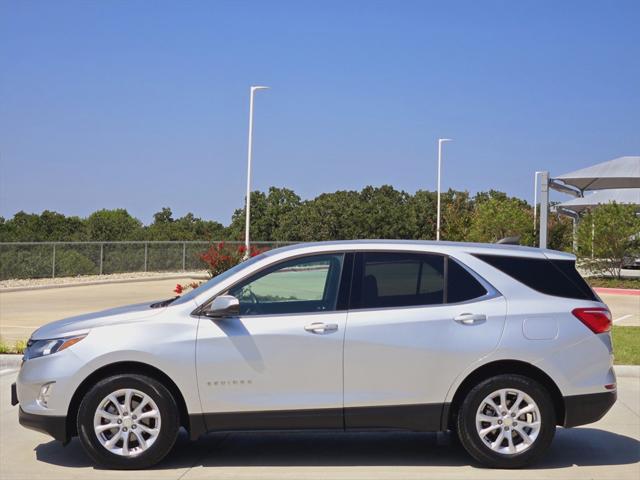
left=572, top=307, right=612, bottom=334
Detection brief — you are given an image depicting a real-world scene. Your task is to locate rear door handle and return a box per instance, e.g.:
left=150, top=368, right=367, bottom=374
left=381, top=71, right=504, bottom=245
left=454, top=313, right=487, bottom=325
left=304, top=322, right=338, bottom=334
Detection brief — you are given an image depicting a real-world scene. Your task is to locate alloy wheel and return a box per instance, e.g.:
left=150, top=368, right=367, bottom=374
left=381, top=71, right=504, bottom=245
left=93, top=388, right=161, bottom=457
left=475, top=387, right=541, bottom=455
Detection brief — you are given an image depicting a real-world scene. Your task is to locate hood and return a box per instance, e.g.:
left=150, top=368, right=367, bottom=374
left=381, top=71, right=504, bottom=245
left=31, top=301, right=164, bottom=340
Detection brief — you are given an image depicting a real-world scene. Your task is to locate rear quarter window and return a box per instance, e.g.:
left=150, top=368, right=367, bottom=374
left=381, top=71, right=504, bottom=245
left=474, top=254, right=597, bottom=301
left=447, top=259, right=488, bottom=303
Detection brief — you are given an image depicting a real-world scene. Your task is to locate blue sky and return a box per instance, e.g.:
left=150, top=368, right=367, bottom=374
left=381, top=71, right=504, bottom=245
left=1, top=0, right=638, bottom=225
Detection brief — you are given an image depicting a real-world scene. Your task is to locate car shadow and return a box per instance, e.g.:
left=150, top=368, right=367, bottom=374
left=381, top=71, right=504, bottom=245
left=35, top=427, right=640, bottom=470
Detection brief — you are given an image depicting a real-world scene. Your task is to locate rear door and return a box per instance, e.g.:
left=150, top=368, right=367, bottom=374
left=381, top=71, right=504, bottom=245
left=343, top=251, right=506, bottom=430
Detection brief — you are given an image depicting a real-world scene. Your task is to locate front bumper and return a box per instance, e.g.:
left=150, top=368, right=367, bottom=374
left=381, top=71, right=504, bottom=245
left=13, top=381, right=68, bottom=443
left=563, top=390, right=617, bottom=427
left=18, top=407, right=68, bottom=443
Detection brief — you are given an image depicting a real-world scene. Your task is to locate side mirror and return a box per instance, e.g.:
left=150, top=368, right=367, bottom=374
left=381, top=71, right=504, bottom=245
left=204, top=295, right=240, bottom=318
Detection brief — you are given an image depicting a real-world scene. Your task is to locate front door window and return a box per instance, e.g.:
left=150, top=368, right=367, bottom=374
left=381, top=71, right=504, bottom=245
left=228, top=253, right=344, bottom=315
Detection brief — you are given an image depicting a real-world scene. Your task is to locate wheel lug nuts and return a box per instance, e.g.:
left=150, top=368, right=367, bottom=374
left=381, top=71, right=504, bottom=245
left=513, top=422, right=518, bottom=426
left=498, top=420, right=502, bottom=424
left=132, top=425, right=137, bottom=429
left=511, top=413, right=516, bottom=417
left=123, top=412, right=128, bottom=416
left=117, top=419, right=122, bottom=424
left=123, top=427, right=128, bottom=432
left=504, top=426, right=509, bottom=431
left=132, top=415, right=137, bottom=420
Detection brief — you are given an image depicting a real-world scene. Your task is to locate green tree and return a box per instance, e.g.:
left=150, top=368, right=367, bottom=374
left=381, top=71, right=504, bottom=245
left=577, top=203, right=640, bottom=278
left=153, top=207, right=174, bottom=224
left=86, top=209, right=143, bottom=241
left=442, top=190, right=474, bottom=241
left=0, top=210, right=86, bottom=241
left=146, top=208, right=225, bottom=241
left=468, top=196, right=534, bottom=245
left=228, top=187, right=301, bottom=240
left=175, top=213, right=225, bottom=240
left=354, top=185, right=415, bottom=239
left=278, top=190, right=361, bottom=241
left=547, top=215, right=573, bottom=252
left=407, top=190, right=438, bottom=239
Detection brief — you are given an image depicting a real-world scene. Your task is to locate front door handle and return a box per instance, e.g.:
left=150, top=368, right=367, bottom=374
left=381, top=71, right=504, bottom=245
left=454, top=313, right=487, bottom=325
left=304, top=322, right=338, bottom=334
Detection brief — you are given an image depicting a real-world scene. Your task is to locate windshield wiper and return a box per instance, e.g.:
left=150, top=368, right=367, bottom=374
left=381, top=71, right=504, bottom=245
left=150, top=296, right=179, bottom=308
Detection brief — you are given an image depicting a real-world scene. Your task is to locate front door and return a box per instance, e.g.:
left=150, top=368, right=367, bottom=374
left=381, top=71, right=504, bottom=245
left=196, top=252, right=347, bottom=430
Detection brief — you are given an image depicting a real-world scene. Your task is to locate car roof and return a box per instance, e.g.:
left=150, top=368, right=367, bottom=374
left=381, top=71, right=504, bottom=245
left=263, top=239, right=575, bottom=261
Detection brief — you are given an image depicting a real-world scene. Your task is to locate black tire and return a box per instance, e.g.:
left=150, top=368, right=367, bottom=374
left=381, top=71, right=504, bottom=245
left=77, top=374, right=180, bottom=469
left=456, top=374, right=556, bottom=468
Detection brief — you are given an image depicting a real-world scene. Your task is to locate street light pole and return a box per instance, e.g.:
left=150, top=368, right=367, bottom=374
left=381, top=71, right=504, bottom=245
left=244, top=85, right=269, bottom=259
left=533, top=170, right=544, bottom=235
left=539, top=171, right=549, bottom=249
left=436, top=138, right=452, bottom=241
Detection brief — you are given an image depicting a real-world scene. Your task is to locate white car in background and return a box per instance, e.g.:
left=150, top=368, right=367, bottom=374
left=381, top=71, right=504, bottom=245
left=12, top=240, right=616, bottom=469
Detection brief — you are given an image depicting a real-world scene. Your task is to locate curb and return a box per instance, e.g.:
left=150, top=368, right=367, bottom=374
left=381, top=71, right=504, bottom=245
left=594, top=287, right=640, bottom=296
left=614, top=365, right=640, bottom=378
left=0, top=354, right=22, bottom=370
left=0, top=273, right=209, bottom=293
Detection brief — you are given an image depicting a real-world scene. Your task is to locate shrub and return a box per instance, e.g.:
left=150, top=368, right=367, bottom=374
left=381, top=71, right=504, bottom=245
left=55, top=249, right=97, bottom=276
left=173, top=242, right=267, bottom=295
left=0, top=244, right=53, bottom=279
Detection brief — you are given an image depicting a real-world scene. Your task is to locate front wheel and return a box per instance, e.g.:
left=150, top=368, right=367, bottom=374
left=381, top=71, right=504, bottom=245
left=77, top=374, right=180, bottom=469
left=456, top=374, right=556, bottom=468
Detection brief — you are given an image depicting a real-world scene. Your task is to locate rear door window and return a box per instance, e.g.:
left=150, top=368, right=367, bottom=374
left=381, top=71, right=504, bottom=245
left=351, top=252, right=492, bottom=309
left=355, top=252, right=445, bottom=308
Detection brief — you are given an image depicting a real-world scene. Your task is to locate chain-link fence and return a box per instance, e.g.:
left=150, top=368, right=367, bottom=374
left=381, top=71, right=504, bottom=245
left=0, top=241, right=296, bottom=280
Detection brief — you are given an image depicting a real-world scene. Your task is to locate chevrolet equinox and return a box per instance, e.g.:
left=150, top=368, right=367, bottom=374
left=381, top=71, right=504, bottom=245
left=11, top=240, right=616, bottom=469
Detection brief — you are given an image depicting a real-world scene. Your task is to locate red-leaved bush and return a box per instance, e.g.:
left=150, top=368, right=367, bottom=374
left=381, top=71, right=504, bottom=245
left=173, top=242, right=267, bottom=295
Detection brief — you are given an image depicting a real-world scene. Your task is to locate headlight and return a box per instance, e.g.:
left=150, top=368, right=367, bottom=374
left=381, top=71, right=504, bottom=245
left=23, top=334, right=87, bottom=361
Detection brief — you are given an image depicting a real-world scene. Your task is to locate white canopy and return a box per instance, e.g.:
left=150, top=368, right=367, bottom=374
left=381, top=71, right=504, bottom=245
left=554, top=156, right=640, bottom=191
left=556, top=188, right=640, bottom=214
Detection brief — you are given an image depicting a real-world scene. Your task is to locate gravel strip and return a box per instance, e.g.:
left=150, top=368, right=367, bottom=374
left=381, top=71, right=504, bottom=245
left=0, top=271, right=209, bottom=291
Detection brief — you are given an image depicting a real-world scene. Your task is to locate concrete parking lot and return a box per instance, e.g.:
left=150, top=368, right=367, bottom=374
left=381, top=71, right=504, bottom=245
left=0, top=368, right=638, bottom=480
left=599, top=293, right=640, bottom=327
left=0, top=277, right=201, bottom=342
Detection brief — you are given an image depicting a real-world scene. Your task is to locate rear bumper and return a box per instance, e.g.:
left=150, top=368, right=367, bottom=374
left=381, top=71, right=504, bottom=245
left=18, top=407, right=68, bottom=444
left=563, top=391, right=617, bottom=427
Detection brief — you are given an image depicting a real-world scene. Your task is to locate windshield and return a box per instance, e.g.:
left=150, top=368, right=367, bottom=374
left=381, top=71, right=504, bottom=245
left=171, top=252, right=270, bottom=306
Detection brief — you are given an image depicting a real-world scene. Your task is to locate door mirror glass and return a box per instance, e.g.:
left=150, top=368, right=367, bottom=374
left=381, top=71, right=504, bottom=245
left=205, top=295, right=240, bottom=318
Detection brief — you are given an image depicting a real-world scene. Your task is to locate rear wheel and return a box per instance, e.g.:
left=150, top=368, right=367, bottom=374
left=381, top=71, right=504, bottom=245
left=456, top=374, right=556, bottom=468
left=77, top=374, right=179, bottom=469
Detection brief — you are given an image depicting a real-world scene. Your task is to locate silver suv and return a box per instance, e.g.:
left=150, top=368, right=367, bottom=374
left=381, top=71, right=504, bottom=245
left=11, top=240, right=616, bottom=469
